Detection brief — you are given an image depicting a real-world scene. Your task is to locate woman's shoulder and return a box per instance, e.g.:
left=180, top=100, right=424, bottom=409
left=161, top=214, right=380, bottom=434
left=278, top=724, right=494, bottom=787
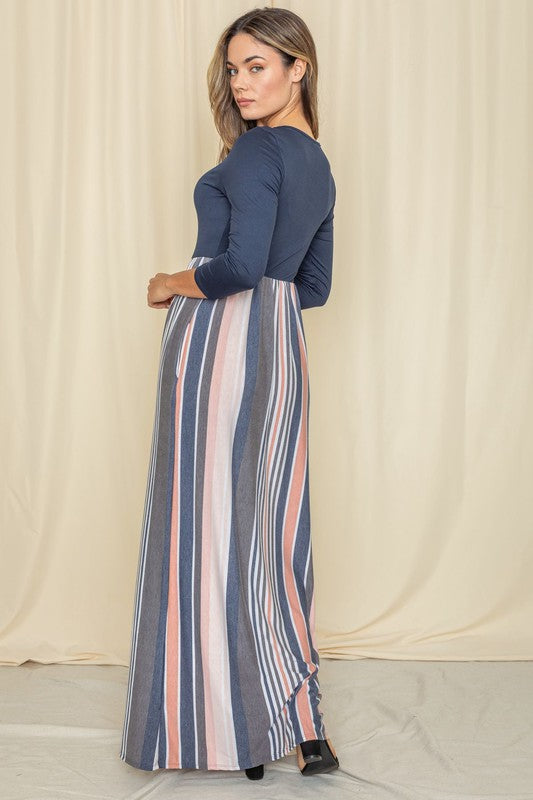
left=229, top=125, right=280, bottom=155
left=224, top=126, right=284, bottom=180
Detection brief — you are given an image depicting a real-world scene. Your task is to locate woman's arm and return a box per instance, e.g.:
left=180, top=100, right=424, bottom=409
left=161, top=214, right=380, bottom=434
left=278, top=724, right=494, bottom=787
left=294, top=203, right=335, bottom=309
left=147, top=268, right=206, bottom=308
left=192, top=127, right=284, bottom=299
left=147, top=126, right=283, bottom=307
left=165, top=269, right=206, bottom=298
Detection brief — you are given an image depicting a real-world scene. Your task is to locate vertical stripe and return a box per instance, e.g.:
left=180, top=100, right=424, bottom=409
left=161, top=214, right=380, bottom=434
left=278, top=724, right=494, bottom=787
left=120, top=256, right=328, bottom=771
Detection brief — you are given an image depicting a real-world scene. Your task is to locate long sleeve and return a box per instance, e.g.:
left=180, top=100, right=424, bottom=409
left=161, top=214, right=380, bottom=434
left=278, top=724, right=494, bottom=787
left=193, top=127, right=284, bottom=300
left=294, top=203, right=335, bottom=310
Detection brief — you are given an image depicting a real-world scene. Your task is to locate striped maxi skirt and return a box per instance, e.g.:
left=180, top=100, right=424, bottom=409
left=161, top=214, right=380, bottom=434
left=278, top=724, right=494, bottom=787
left=119, top=255, right=328, bottom=772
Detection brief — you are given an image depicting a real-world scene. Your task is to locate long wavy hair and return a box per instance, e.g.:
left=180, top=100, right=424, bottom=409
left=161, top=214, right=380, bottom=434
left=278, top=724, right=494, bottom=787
left=206, top=7, right=319, bottom=163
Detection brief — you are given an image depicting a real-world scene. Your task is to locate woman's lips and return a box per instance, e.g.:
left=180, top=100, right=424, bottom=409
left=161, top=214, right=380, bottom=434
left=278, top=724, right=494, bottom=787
left=237, top=99, right=254, bottom=106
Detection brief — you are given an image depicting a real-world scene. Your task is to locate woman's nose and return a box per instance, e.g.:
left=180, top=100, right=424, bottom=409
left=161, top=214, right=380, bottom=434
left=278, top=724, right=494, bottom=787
left=232, top=76, right=248, bottom=93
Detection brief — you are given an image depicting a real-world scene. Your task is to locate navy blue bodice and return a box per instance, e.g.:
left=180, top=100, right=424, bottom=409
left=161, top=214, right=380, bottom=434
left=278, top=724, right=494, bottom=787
left=192, top=124, right=336, bottom=310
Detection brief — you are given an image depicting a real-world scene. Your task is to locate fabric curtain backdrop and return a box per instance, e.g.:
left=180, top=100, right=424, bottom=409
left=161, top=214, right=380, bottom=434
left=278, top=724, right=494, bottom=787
left=1, top=0, right=532, bottom=665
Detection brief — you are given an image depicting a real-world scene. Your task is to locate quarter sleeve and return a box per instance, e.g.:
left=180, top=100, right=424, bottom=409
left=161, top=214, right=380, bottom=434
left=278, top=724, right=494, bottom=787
left=193, top=127, right=284, bottom=299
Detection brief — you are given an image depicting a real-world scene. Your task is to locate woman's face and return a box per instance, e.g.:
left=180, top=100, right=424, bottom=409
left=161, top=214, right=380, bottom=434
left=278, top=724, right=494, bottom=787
left=226, top=32, right=303, bottom=124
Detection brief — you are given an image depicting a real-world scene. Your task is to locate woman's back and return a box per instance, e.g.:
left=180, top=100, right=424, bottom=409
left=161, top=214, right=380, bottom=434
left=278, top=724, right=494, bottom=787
left=192, top=124, right=336, bottom=309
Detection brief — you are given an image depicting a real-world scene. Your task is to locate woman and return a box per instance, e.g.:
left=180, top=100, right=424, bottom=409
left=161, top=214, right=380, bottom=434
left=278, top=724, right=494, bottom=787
left=120, top=6, right=338, bottom=781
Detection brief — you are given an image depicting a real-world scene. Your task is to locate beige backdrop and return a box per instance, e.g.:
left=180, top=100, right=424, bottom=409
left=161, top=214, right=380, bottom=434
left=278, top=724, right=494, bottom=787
left=1, top=0, right=532, bottom=666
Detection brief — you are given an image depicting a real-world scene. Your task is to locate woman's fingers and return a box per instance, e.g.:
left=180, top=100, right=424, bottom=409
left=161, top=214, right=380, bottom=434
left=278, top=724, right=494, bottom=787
left=148, top=299, right=172, bottom=309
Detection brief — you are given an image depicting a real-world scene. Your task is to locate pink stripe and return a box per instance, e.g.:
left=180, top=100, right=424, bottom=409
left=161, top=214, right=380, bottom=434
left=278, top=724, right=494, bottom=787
left=201, top=295, right=237, bottom=768
left=165, top=317, right=195, bottom=765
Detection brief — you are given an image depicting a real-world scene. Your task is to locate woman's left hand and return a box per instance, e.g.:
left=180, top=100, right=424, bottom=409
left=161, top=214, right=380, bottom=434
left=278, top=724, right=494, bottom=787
left=147, top=273, right=174, bottom=308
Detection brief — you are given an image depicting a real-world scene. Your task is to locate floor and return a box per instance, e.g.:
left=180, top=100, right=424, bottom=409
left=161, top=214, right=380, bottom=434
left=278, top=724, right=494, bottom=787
left=2, top=658, right=532, bottom=799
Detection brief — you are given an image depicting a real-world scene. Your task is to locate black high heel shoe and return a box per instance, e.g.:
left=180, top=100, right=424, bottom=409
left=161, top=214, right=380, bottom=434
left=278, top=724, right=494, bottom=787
left=296, top=738, right=339, bottom=775
left=245, top=763, right=264, bottom=780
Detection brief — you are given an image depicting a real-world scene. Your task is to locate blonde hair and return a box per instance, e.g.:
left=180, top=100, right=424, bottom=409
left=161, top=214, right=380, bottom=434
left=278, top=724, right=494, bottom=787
left=206, top=6, right=319, bottom=162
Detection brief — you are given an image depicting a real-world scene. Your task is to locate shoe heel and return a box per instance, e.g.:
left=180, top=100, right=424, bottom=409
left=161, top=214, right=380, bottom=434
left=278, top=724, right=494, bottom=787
left=297, top=738, right=339, bottom=776
left=299, top=739, right=323, bottom=763
left=245, top=763, right=264, bottom=780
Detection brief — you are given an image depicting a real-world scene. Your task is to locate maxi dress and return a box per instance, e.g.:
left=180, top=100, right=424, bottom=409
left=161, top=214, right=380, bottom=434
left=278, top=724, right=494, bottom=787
left=120, top=123, right=336, bottom=771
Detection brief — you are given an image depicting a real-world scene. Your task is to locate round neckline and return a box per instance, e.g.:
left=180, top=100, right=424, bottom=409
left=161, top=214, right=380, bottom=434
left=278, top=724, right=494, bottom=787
left=266, top=125, right=322, bottom=147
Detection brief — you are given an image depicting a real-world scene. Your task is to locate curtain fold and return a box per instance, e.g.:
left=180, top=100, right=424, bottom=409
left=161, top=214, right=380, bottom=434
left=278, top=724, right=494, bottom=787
left=1, top=0, right=531, bottom=665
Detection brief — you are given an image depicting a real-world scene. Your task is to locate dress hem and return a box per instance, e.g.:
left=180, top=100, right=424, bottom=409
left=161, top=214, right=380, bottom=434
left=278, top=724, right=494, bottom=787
left=119, top=736, right=322, bottom=772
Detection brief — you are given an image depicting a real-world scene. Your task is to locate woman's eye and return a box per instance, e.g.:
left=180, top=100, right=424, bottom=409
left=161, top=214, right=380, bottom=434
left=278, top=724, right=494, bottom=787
left=227, top=65, right=263, bottom=76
